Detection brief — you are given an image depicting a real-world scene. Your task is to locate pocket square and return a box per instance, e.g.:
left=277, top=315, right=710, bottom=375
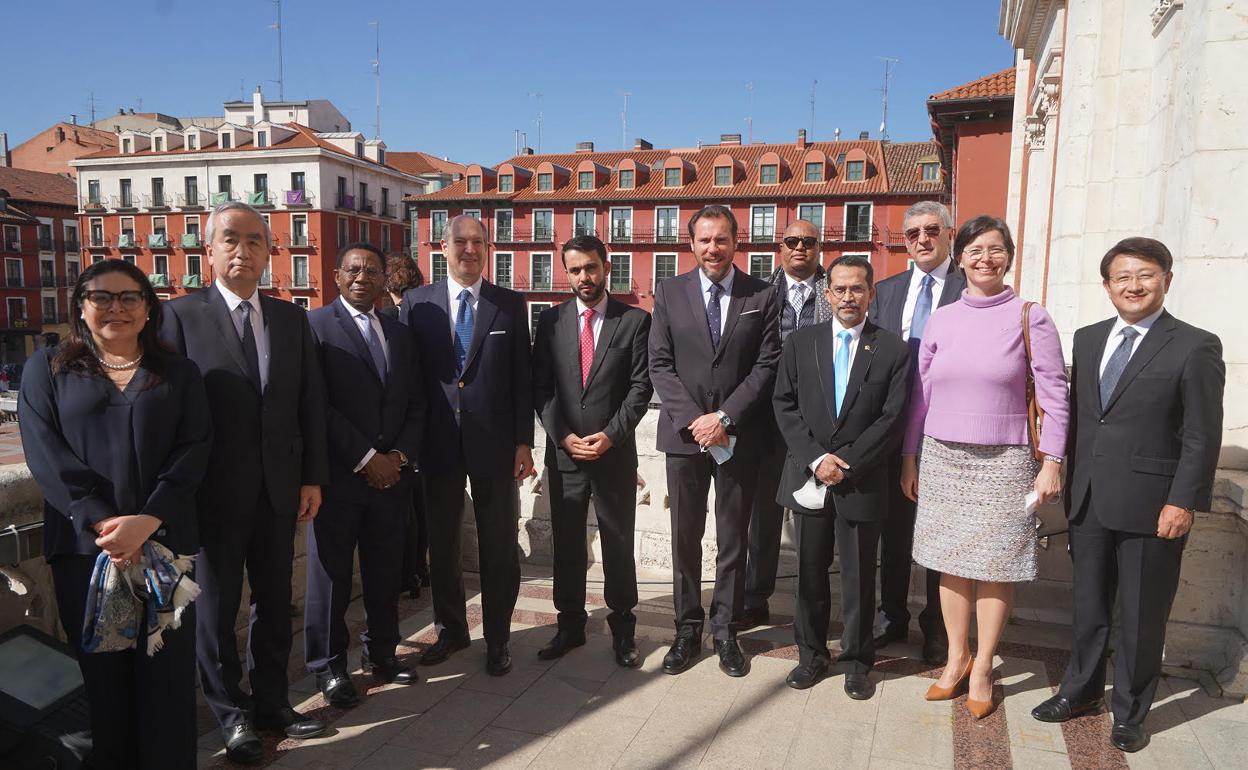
left=488, top=330, right=507, bottom=335
left=739, top=309, right=761, bottom=316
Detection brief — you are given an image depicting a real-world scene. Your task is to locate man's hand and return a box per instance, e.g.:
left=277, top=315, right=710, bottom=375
left=561, top=433, right=597, bottom=461
left=363, top=452, right=402, bottom=490
left=900, top=455, right=919, bottom=502
left=297, top=485, right=322, bottom=522
left=579, top=432, right=613, bottom=459
left=1157, top=504, right=1194, bottom=539
left=95, top=514, right=162, bottom=567
left=688, top=413, right=728, bottom=448
left=815, top=454, right=851, bottom=486
left=514, top=445, right=537, bottom=480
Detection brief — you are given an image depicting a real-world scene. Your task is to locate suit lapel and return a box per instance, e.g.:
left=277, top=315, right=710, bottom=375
left=814, top=323, right=837, bottom=426
left=334, top=300, right=383, bottom=384
left=463, top=282, right=499, bottom=373
left=205, top=288, right=260, bottom=394
left=831, top=323, right=877, bottom=435
left=937, top=260, right=965, bottom=307
left=714, top=267, right=746, bottom=362
left=681, top=270, right=715, bottom=359
left=1102, top=312, right=1176, bottom=414
left=583, top=298, right=622, bottom=395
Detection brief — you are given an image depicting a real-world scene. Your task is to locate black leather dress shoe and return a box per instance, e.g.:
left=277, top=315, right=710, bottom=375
left=486, top=642, right=513, bottom=676
left=362, top=649, right=418, bottom=685
left=614, top=636, right=641, bottom=668
left=662, top=634, right=701, bottom=675
left=785, top=659, right=829, bottom=690
left=254, top=706, right=326, bottom=740
left=537, top=629, right=587, bottom=661
left=402, top=574, right=422, bottom=600
left=419, top=634, right=471, bottom=666
left=1110, top=723, right=1149, bottom=753
left=844, top=673, right=876, bottom=700
left=737, top=605, right=770, bottom=630
left=317, top=673, right=360, bottom=708
left=872, top=625, right=908, bottom=649
left=1031, top=694, right=1102, bottom=723
left=922, top=634, right=949, bottom=666
left=716, top=639, right=748, bottom=677
left=222, top=723, right=264, bottom=765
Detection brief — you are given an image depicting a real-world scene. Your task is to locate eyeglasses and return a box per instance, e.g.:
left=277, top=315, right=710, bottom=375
left=339, top=266, right=384, bottom=279
left=83, top=290, right=145, bottom=310
left=962, top=246, right=1009, bottom=262
left=904, top=224, right=944, bottom=243
left=783, top=236, right=818, bottom=250
left=1108, top=271, right=1164, bottom=287
left=828, top=286, right=868, bottom=298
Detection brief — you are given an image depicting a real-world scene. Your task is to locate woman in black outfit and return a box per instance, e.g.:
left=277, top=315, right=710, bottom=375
left=19, top=260, right=212, bottom=769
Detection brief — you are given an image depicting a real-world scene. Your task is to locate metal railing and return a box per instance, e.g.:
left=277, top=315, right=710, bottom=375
left=510, top=272, right=571, bottom=293
left=337, top=193, right=355, bottom=210
left=143, top=193, right=170, bottom=209
left=284, top=189, right=313, bottom=206
left=358, top=198, right=376, bottom=214
left=178, top=192, right=206, bottom=208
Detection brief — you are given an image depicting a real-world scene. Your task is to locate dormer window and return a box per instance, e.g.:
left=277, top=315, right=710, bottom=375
left=186, top=134, right=198, bottom=150
left=846, top=160, right=865, bottom=181
left=537, top=173, right=553, bottom=192
left=220, top=133, right=232, bottom=149
left=618, top=170, right=634, bottom=189
left=467, top=175, right=482, bottom=193
left=578, top=171, right=594, bottom=190
left=377, top=148, right=385, bottom=164
left=256, top=131, right=268, bottom=148
left=122, top=138, right=132, bottom=153
left=153, top=137, right=164, bottom=152
left=805, top=162, right=822, bottom=183
left=664, top=168, right=681, bottom=187
left=714, top=167, right=731, bottom=186
left=498, top=174, right=514, bottom=192
left=355, top=141, right=364, bottom=158
left=921, top=162, right=939, bottom=181
left=760, top=164, right=778, bottom=184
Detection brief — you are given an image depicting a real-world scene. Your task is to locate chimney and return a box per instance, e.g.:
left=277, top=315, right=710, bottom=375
left=633, top=138, right=653, bottom=150
left=56, top=127, right=66, bottom=143
left=719, top=133, right=742, bottom=146
left=834, top=128, right=841, bottom=141
left=0, top=132, right=9, bottom=167
left=522, top=147, right=534, bottom=156
left=797, top=128, right=807, bottom=148
left=575, top=141, right=594, bottom=153
left=128, top=108, right=135, bottom=115
left=253, top=85, right=265, bottom=125
left=858, top=130, right=869, bottom=140
left=70, top=114, right=78, bottom=125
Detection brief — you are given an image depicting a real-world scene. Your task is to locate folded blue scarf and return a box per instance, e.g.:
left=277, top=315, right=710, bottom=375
left=81, top=542, right=199, bottom=656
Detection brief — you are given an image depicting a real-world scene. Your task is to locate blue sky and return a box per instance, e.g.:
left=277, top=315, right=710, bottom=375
left=2, top=0, right=1014, bottom=166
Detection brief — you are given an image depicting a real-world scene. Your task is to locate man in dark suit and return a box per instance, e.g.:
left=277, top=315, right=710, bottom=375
left=773, top=254, right=910, bottom=699
left=741, top=218, right=834, bottom=629
left=532, top=234, right=653, bottom=667
left=648, top=205, right=781, bottom=677
left=160, top=201, right=329, bottom=764
left=303, top=242, right=425, bottom=709
left=1032, top=238, right=1224, bottom=753
left=866, top=200, right=964, bottom=665
left=399, top=214, right=535, bottom=677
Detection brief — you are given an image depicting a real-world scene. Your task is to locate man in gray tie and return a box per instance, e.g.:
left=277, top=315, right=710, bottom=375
left=1032, top=237, right=1224, bottom=753
left=866, top=201, right=964, bottom=665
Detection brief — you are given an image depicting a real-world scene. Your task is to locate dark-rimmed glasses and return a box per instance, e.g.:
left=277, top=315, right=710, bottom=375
left=83, top=290, right=145, bottom=310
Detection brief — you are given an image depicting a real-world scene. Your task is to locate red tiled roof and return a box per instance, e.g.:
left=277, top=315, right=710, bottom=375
left=0, top=203, right=38, bottom=225
left=409, top=140, right=919, bottom=204
left=0, top=166, right=77, bottom=207
left=387, top=151, right=467, bottom=177
left=929, top=68, right=1016, bottom=102
left=882, top=142, right=945, bottom=194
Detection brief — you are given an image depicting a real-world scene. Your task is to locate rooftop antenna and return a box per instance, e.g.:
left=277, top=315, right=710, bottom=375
left=878, top=56, right=899, bottom=140
left=513, top=129, right=522, bottom=156
left=809, top=79, right=818, bottom=137
left=370, top=21, right=381, bottom=138
left=617, top=90, right=632, bottom=150
left=87, top=90, right=98, bottom=125
left=135, top=97, right=143, bottom=112
left=745, top=82, right=755, bottom=144
left=527, top=92, right=543, bottom=153
left=271, top=0, right=284, bottom=100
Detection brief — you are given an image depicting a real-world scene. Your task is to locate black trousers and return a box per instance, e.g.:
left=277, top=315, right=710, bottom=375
left=304, top=485, right=407, bottom=676
left=425, top=462, right=520, bottom=645
left=1059, top=499, right=1186, bottom=727
left=195, top=488, right=296, bottom=727
left=877, top=454, right=942, bottom=636
left=666, top=446, right=759, bottom=641
left=402, top=475, right=430, bottom=581
left=793, top=511, right=880, bottom=672
left=745, top=428, right=786, bottom=612
left=546, top=461, right=638, bottom=638
left=52, top=554, right=198, bottom=770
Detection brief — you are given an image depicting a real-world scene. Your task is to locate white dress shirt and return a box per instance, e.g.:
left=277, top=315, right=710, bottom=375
left=784, top=272, right=817, bottom=309
left=1099, top=306, right=1164, bottom=377
left=340, top=296, right=392, bottom=472
left=575, top=294, right=607, bottom=347
left=446, top=275, right=484, bottom=341
left=215, top=281, right=269, bottom=389
left=900, top=258, right=951, bottom=340
left=697, top=267, right=736, bottom=335
left=809, top=315, right=868, bottom=475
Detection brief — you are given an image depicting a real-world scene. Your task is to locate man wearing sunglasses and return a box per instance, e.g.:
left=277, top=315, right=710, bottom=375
left=740, top=219, right=833, bottom=630
left=866, top=200, right=964, bottom=666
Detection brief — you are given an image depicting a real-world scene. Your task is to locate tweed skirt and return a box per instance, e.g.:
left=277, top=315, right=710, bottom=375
left=912, top=436, right=1041, bottom=583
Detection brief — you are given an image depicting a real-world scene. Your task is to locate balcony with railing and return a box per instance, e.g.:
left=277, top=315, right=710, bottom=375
left=821, top=224, right=879, bottom=243
left=144, top=192, right=170, bottom=210
left=572, top=225, right=598, bottom=238
left=607, top=278, right=640, bottom=295
left=246, top=190, right=273, bottom=207
left=606, top=225, right=633, bottom=244
left=180, top=274, right=204, bottom=289
left=178, top=192, right=206, bottom=209
left=180, top=233, right=202, bottom=248
left=746, top=228, right=777, bottom=244
left=336, top=193, right=356, bottom=210
left=37, top=235, right=53, bottom=252
left=83, top=198, right=107, bottom=212
left=489, top=227, right=558, bottom=244
left=148, top=233, right=170, bottom=249
left=64, top=238, right=81, bottom=253
left=284, top=189, right=313, bottom=207
left=210, top=191, right=234, bottom=206
left=87, top=234, right=109, bottom=249
left=883, top=227, right=907, bottom=248
left=510, top=272, right=571, bottom=293
left=40, top=269, right=56, bottom=288
left=381, top=203, right=397, bottom=219
left=148, top=273, right=171, bottom=288
left=111, top=194, right=137, bottom=211
left=3, top=237, right=22, bottom=254
left=626, top=228, right=687, bottom=245
left=358, top=198, right=376, bottom=214
left=117, top=233, right=137, bottom=249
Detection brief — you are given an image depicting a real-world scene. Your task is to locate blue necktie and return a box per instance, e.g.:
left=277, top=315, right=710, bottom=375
left=454, top=288, right=474, bottom=373
left=910, top=273, right=934, bottom=348
left=707, top=282, right=723, bottom=351
left=834, top=330, right=852, bottom=416
left=1099, top=327, right=1139, bottom=409
left=358, top=312, right=387, bottom=384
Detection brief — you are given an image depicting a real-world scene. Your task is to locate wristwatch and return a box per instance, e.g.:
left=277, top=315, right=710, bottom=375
left=716, top=410, right=734, bottom=429
left=390, top=450, right=409, bottom=468
left=1042, top=455, right=1063, bottom=465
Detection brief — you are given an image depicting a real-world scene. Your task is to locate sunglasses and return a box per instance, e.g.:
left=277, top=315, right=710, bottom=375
left=84, top=290, right=145, bottom=310
left=783, top=236, right=819, bottom=250
left=904, top=224, right=945, bottom=243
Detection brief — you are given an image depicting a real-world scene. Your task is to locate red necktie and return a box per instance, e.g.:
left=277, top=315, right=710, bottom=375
left=580, top=308, right=595, bottom=386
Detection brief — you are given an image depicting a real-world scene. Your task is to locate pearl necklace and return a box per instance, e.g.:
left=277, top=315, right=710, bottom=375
left=97, top=355, right=143, bottom=371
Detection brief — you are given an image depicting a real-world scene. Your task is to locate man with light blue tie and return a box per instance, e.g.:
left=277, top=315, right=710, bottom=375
left=399, top=215, right=535, bottom=677
left=866, top=200, right=965, bottom=665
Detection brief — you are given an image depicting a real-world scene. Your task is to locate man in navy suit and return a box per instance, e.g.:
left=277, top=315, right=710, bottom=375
left=303, top=242, right=426, bottom=708
left=399, top=215, right=535, bottom=677
left=866, top=200, right=964, bottom=666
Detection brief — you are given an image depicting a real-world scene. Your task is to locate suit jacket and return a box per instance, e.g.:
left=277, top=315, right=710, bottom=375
left=307, top=301, right=425, bottom=499
left=772, top=320, right=911, bottom=520
left=399, top=278, right=534, bottom=476
left=160, top=287, right=329, bottom=520
left=648, top=267, right=781, bottom=454
left=868, top=259, right=966, bottom=338
left=533, top=296, right=653, bottom=473
left=19, top=349, right=213, bottom=557
left=1065, top=311, right=1224, bottom=533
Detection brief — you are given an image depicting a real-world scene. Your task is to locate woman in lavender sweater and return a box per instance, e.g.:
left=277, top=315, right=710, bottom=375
left=900, top=216, right=1069, bottom=719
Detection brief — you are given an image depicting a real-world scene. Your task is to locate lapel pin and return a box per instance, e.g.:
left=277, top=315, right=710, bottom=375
left=864, top=344, right=872, bottom=352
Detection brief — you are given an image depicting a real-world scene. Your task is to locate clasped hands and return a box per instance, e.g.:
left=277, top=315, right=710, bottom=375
left=94, top=514, right=161, bottom=569
left=815, top=454, right=851, bottom=486
left=362, top=451, right=405, bottom=490
left=688, top=413, right=729, bottom=450
left=562, top=432, right=613, bottom=462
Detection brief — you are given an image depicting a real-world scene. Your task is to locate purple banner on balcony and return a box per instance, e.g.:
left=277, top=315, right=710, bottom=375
left=286, top=190, right=306, bottom=205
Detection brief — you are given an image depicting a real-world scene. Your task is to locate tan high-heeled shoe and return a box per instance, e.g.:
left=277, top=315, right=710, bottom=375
left=966, top=663, right=998, bottom=719
left=925, top=657, right=973, bottom=701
